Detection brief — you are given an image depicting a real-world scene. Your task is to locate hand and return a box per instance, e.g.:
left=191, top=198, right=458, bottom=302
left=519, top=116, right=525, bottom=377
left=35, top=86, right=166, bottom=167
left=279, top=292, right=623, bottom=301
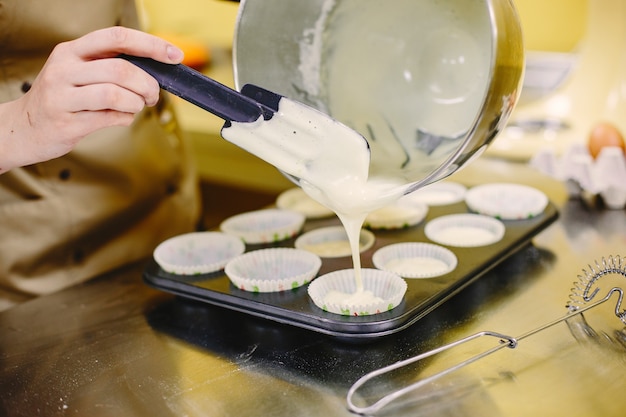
left=0, top=26, right=184, bottom=172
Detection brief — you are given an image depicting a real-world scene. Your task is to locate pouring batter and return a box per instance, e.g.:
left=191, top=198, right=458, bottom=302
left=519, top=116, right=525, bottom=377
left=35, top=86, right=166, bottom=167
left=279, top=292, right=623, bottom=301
left=121, top=55, right=404, bottom=301
left=222, top=97, right=405, bottom=298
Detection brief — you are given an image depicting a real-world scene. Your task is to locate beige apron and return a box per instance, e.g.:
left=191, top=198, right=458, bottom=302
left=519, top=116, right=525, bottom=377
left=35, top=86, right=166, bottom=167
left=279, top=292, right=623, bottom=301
left=0, top=0, right=201, bottom=308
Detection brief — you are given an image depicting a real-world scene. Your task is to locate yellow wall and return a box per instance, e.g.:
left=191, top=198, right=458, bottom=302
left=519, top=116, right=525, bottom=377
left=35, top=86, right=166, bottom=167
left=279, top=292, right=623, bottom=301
left=139, top=0, right=589, bottom=53
left=514, top=0, right=588, bottom=52
left=138, top=0, right=238, bottom=50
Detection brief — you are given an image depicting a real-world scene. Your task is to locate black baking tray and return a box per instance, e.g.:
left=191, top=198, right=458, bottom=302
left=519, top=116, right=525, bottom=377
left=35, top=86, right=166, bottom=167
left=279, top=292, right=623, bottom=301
left=144, top=199, right=558, bottom=340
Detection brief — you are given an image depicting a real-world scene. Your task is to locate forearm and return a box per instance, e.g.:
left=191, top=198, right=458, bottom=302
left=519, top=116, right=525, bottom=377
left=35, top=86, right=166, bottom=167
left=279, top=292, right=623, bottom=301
left=0, top=92, right=79, bottom=174
left=0, top=98, right=33, bottom=174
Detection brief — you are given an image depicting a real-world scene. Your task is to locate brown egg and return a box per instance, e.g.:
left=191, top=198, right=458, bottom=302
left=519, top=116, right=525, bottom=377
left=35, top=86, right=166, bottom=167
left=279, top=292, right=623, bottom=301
left=588, top=122, right=625, bottom=159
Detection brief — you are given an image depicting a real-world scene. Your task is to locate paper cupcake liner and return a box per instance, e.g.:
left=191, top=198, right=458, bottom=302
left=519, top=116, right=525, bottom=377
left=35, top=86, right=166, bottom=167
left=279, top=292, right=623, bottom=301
left=276, top=187, right=335, bottom=219
left=465, top=182, right=548, bottom=220
left=406, top=181, right=467, bottom=206
left=220, top=208, right=305, bottom=244
left=364, top=198, right=428, bottom=230
left=225, top=248, right=322, bottom=293
left=294, top=226, right=375, bottom=258
left=372, top=242, right=457, bottom=278
left=307, top=268, right=407, bottom=316
left=153, top=232, right=245, bottom=275
left=424, top=213, right=505, bottom=247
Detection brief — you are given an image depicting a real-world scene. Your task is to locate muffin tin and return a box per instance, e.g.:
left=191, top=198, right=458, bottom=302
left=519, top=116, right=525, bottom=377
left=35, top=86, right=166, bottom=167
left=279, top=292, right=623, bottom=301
left=143, top=188, right=558, bottom=340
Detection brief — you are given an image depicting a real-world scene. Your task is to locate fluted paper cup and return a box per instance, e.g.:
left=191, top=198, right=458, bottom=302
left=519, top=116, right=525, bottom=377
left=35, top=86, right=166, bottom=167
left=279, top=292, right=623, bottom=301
left=364, top=198, right=428, bottom=230
left=153, top=232, right=245, bottom=275
left=220, top=208, right=305, bottom=244
left=307, top=268, right=407, bottom=316
left=225, top=248, right=321, bottom=292
left=294, top=226, right=375, bottom=258
left=372, top=242, right=457, bottom=278
left=407, top=181, right=467, bottom=206
left=465, top=183, right=548, bottom=220
left=425, top=213, right=505, bottom=247
left=276, top=187, right=334, bottom=219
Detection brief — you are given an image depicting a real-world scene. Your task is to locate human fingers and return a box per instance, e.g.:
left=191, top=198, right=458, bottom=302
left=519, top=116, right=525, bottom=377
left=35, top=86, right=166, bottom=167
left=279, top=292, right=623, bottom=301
left=68, top=83, right=150, bottom=114
left=71, top=109, right=137, bottom=131
left=68, top=26, right=184, bottom=64
left=58, top=58, right=161, bottom=107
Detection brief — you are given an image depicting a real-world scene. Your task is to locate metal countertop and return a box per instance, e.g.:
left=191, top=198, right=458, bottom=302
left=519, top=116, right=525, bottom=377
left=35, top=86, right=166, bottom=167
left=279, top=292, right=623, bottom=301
left=2, top=158, right=626, bottom=417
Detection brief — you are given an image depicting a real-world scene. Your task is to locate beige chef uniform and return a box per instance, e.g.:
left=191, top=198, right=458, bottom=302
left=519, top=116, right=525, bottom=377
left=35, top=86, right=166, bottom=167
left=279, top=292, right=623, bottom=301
left=0, top=0, right=201, bottom=309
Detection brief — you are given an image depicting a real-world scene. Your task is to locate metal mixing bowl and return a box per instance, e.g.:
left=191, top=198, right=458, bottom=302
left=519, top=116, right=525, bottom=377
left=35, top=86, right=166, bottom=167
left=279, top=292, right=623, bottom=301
left=232, top=0, right=524, bottom=193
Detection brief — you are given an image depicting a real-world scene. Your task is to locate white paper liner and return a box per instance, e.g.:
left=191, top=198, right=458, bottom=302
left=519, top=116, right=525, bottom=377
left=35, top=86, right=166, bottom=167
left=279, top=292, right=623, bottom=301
left=364, top=198, right=428, bottom=230
left=294, top=226, right=375, bottom=258
left=220, top=208, right=305, bottom=244
left=276, top=187, right=335, bottom=219
left=406, top=181, right=467, bottom=206
left=153, top=232, right=245, bottom=275
left=307, top=268, right=407, bottom=316
left=465, top=182, right=549, bottom=219
left=372, top=242, right=457, bottom=278
left=424, top=213, right=505, bottom=247
left=225, top=248, right=322, bottom=292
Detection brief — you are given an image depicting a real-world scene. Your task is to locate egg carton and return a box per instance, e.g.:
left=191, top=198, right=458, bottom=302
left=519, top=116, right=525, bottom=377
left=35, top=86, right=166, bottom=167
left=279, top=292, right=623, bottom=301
left=529, top=144, right=626, bottom=209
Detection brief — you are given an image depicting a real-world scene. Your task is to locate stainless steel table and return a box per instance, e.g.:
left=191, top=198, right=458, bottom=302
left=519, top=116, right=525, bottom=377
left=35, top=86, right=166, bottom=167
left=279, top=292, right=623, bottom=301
left=2, top=158, right=626, bottom=417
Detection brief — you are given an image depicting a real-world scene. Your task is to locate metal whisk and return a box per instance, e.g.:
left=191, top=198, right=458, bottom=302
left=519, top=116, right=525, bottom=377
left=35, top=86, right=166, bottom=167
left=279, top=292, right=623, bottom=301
left=567, top=255, right=626, bottom=322
left=347, top=255, right=626, bottom=415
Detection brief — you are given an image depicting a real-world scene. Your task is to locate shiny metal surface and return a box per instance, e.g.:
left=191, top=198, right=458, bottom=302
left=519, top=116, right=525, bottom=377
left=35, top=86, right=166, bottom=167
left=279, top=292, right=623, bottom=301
left=2, top=158, right=626, bottom=417
left=233, top=0, right=524, bottom=193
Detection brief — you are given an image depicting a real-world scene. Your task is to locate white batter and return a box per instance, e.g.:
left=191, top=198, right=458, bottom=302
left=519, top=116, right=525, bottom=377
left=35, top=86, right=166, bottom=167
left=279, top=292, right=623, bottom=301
left=385, top=257, right=449, bottom=277
left=299, top=241, right=352, bottom=258
left=221, top=98, right=404, bottom=295
left=324, top=289, right=384, bottom=308
left=222, top=0, right=492, bottom=303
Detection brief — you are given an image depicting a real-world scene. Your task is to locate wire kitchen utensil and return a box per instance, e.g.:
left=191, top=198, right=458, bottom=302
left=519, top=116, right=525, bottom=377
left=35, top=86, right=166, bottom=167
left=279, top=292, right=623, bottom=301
left=347, top=255, right=626, bottom=415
